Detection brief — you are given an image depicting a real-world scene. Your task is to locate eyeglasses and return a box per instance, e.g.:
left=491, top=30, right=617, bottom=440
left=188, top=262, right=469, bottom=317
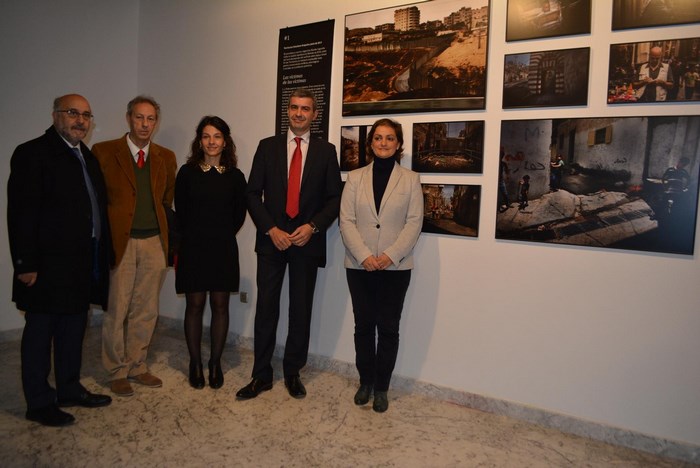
left=56, top=109, right=94, bottom=120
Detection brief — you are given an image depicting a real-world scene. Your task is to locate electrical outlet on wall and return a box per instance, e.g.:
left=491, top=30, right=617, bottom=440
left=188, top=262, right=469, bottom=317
left=240, top=292, right=247, bottom=303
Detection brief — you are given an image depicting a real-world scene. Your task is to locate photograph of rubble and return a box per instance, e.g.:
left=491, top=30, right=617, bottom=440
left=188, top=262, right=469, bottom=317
left=506, top=0, right=591, bottom=42
left=503, top=47, right=589, bottom=109
left=612, top=0, right=700, bottom=31
left=608, top=37, right=700, bottom=104
left=343, top=0, right=489, bottom=116
left=423, top=184, right=481, bottom=237
left=412, top=120, right=484, bottom=173
left=340, top=125, right=371, bottom=171
left=496, top=116, right=700, bottom=255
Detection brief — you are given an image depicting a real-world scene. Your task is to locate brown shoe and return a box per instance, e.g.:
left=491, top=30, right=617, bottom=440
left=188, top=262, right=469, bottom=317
left=128, top=372, right=162, bottom=388
left=110, top=378, right=134, bottom=396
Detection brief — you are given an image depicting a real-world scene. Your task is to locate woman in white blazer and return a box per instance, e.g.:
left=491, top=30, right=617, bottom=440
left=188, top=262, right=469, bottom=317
left=339, top=118, right=423, bottom=413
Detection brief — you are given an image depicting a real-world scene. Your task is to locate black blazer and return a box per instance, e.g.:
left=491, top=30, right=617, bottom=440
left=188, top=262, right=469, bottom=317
left=245, top=134, right=342, bottom=267
left=7, top=126, right=111, bottom=313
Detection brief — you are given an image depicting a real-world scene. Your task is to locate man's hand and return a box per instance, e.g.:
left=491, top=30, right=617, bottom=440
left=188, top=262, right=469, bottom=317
left=289, top=224, right=314, bottom=247
left=18, top=272, right=37, bottom=287
left=268, top=226, right=293, bottom=251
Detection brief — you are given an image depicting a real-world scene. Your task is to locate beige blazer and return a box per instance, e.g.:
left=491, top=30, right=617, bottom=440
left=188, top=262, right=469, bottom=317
left=340, top=161, right=423, bottom=270
left=92, top=135, right=177, bottom=267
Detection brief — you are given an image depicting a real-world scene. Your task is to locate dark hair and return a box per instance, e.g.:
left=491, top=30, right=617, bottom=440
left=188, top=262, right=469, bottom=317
left=127, top=95, right=161, bottom=119
left=186, top=116, right=237, bottom=169
left=288, top=88, right=317, bottom=111
left=366, top=118, right=404, bottom=161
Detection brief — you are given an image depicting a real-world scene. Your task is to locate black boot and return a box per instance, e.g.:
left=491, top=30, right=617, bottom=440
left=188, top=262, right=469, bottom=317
left=208, top=360, right=224, bottom=389
left=189, top=361, right=205, bottom=389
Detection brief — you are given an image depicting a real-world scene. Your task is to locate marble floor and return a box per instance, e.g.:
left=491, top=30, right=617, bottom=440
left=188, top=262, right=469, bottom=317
left=0, top=324, right=693, bottom=468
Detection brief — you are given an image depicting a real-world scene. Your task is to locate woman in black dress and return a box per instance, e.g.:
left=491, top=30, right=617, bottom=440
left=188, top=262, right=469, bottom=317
left=175, top=116, right=247, bottom=389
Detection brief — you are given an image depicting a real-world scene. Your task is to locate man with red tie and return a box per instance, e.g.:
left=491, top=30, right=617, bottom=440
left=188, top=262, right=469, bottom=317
left=238, top=88, right=342, bottom=399
left=92, top=96, right=177, bottom=397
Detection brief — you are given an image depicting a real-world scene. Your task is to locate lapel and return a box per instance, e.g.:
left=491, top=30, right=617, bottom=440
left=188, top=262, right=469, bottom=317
left=115, top=135, right=137, bottom=190
left=276, top=135, right=289, bottom=192
left=379, top=163, right=401, bottom=216
left=361, top=162, right=402, bottom=218
left=301, top=137, right=316, bottom=189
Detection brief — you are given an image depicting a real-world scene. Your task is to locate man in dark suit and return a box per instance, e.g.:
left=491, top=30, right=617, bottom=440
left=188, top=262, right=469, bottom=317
left=7, top=94, right=112, bottom=427
left=237, top=88, right=342, bottom=399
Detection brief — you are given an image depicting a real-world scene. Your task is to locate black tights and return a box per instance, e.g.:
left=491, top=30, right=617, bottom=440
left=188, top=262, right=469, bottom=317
left=184, top=291, right=230, bottom=365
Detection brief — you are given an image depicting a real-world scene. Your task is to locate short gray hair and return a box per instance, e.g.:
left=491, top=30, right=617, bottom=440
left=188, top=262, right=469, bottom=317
left=288, top=88, right=317, bottom=111
left=127, top=95, right=161, bottom=119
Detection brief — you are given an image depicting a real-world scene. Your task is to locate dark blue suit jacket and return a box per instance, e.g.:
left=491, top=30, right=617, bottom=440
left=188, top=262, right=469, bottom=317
left=7, top=126, right=111, bottom=313
left=245, top=133, right=341, bottom=267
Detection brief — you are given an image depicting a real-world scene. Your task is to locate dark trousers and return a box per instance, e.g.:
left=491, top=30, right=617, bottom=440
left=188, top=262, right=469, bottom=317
left=346, top=268, right=411, bottom=392
left=252, top=248, right=318, bottom=382
left=21, top=311, right=88, bottom=410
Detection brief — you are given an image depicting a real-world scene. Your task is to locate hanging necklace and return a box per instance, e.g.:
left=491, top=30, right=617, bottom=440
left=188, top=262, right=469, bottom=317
left=199, top=162, right=226, bottom=174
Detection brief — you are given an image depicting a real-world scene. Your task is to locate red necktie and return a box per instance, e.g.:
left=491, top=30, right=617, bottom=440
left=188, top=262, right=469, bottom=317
left=137, top=149, right=145, bottom=169
left=286, top=137, right=302, bottom=218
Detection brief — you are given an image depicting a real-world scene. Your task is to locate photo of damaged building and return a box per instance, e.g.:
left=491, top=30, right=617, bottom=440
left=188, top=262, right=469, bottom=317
left=497, top=116, right=700, bottom=255
left=343, top=0, right=489, bottom=115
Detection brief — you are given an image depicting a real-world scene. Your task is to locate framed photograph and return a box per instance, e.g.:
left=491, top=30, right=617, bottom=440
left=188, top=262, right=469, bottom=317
left=506, top=0, right=591, bottom=42
left=423, top=184, right=481, bottom=237
left=608, top=38, right=700, bottom=104
left=503, top=47, right=590, bottom=109
left=496, top=116, right=700, bottom=255
left=412, top=121, right=484, bottom=173
left=340, top=125, right=371, bottom=171
left=343, top=0, right=490, bottom=116
left=612, top=0, right=700, bottom=31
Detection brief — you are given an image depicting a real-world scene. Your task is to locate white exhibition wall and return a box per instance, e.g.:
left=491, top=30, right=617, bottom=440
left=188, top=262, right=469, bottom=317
left=2, top=0, right=699, bottom=447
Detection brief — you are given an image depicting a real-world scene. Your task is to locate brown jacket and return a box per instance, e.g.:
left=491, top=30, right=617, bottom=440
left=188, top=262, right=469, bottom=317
left=92, top=134, right=177, bottom=267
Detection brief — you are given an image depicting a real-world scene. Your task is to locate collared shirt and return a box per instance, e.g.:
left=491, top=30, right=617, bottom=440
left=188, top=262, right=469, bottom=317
left=58, top=135, right=80, bottom=152
left=58, top=135, right=101, bottom=239
left=126, top=134, right=151, bottom=162
left=287, top=128, right=310, bottom=176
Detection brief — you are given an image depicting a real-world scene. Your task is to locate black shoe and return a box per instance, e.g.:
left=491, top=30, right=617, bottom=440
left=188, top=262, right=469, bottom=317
left=373, top=391, right=389, bottom=413
left=354, top=384, right=373, bottom=406
left=189, top=361, right=205, bottom=389
left=57, top=391, right=112, bottom=408
left=284, top=375, right=306, bottom=399
left=208, top=360, right=223, bottom=389
left=26, top=405, right=75, bottom=427
left=236, top=379, right=272, bottom=399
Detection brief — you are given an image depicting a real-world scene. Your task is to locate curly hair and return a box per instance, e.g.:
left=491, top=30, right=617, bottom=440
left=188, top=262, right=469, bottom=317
left=366, top=118, right=404, bottom=162
left=186, top=116, right=238, bottom=169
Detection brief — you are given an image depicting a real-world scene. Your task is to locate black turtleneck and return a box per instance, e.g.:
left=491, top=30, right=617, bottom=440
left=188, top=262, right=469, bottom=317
left=372, top=156, right=396, bottom=212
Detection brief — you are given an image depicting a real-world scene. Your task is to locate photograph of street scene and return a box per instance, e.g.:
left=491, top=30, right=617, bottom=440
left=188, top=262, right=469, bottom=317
left=612, top=0, right=700, bottom=31
left=343, top=0, right=489, bottom=116
left=340, top=125, right=371, bottom=171
left=496, top=116, right=700, bottom=255
left=503, top=47, right=589, bottom=109
left=412, top=121, right=484, bottom=173
left=423, top=184, right=481, bottom=237
left=506, top=0, right=591, bottom=42
left=608, top=38, right=700, bottom=104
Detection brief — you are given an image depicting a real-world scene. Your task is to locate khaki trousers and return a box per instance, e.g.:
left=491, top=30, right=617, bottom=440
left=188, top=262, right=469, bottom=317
left=102, top=236, right=166, bottom=380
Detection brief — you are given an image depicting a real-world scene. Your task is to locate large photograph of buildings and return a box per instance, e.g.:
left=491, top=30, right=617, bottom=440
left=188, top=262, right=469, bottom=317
left=496, top=116, right=700, bottom=255
left=343, top=0, right=490, bottom=116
